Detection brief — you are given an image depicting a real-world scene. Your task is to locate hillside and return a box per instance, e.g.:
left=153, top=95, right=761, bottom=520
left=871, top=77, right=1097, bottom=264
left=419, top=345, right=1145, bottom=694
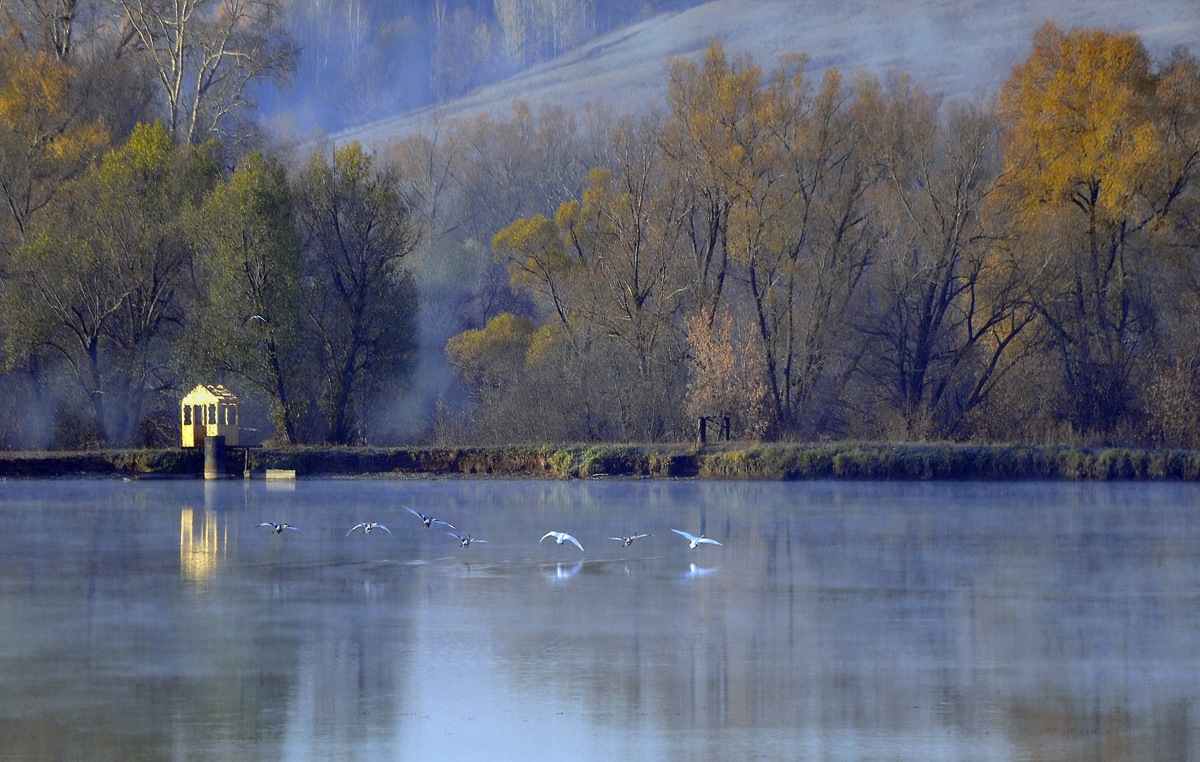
left=330, top=0, right=1199, bottom=148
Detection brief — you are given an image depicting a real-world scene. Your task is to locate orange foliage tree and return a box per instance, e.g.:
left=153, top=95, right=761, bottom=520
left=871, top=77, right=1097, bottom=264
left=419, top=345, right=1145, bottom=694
left=0, top=39, right=108, bottom=250
left=1000, top=23, right=1200, bottom=435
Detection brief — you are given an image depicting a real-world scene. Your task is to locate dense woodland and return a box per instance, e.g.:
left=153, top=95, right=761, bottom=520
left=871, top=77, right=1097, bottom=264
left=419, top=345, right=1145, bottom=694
left=0, top=1, right=1197, bottom=449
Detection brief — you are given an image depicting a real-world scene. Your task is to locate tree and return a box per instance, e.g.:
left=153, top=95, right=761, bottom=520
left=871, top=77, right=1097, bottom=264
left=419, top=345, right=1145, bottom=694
left=485, top=119, right=695, bottom=441
left=115, top=0, right=297, bottom=144
left=1000, top=23, right=1200, bottom=436
left=855, top=74, right=1034, bottom=438
left=683, top=310, right=769, bottom=438
left=1, top=122, right=216, bottom=444
left=0, top=0, right=95, bottom=61
left=186, top=150, right=305, bottom=443
left=445, top=311, right=536, bottom=396
left=432, top=4, right=492, bottom=101
left=293, top=141, right=421, bottom=444
left=0, top=38, right=109, bottom=252
left=663, top=42, right=877, bottom=436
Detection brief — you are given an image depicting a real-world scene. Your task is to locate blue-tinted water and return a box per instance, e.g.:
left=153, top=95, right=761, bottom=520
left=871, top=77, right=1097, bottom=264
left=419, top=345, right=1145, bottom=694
left=1, top=478, right=1198, bottom=760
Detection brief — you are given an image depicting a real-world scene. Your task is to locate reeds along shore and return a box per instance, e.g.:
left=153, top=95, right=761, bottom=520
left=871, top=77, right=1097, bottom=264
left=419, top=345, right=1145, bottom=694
left=0, top=443, right=1199, bottom=481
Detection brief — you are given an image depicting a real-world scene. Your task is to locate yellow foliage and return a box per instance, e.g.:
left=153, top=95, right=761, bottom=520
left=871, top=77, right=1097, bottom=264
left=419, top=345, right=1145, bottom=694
left=524, top=322, right=566, bottom=370
left=491, top=213, right=574, bottom=290
left=445, top=312, right=537, bottom=392
left=1000, top=22, right=1158, bottom=219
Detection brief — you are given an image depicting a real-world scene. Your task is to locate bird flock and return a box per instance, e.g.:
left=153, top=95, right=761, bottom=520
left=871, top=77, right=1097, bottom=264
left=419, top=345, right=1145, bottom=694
left=255, top=505, right=723, bottom=554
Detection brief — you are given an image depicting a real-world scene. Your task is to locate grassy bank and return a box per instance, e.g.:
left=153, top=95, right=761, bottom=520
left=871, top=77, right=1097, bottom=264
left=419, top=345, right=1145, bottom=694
left=1, top=442, right=1200, bottom=480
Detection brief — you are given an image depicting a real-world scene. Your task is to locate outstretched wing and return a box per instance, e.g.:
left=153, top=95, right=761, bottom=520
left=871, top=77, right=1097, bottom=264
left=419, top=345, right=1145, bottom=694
left=346, top=523, right=367, bottom=536
left=672, top=528, right=699, bottom=543
left=406, top=506, right=426, bottom=521
left=565, top=534, right=584, bottom=552
left=698, top=537, right=722, bottom=546
left=432, top=519, right=455, bottom=529
left=447, top=531, right=465, bottom=542
left=376, top=524, right=392, bottom=535
left=631, top=533, right=652, bottom=540
left=540, top=531, right=557, bottom=543
left=283, top=524, right=300, bottom=531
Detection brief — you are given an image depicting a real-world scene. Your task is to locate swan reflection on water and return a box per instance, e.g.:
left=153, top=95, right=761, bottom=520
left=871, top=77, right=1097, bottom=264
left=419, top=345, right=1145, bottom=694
left=683, top=563, right=719, bottom=580
left=546, top=560, right=584, bottom=582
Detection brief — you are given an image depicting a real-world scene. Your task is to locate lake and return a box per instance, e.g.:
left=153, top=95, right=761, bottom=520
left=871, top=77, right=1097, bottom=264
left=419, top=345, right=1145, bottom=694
left=1, top=478, right=1198, bottom=760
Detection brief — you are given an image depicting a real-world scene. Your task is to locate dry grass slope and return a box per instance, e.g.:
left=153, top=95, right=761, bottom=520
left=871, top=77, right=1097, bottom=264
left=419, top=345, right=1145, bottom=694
left=333, top=0, right=1200, bottom=148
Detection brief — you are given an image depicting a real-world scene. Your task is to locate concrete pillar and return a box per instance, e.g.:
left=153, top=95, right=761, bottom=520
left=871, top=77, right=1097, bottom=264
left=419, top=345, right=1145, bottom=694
left=204, top=435, right=226, bottom=480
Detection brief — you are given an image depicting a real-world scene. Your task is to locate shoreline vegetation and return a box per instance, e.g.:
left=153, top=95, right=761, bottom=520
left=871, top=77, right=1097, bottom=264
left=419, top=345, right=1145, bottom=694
left=1, top=443, right=1200, bottom=481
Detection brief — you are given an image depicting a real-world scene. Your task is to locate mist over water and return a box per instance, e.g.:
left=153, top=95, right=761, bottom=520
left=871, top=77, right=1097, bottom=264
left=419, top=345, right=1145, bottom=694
left=2, top=478, right=1199, bottom=760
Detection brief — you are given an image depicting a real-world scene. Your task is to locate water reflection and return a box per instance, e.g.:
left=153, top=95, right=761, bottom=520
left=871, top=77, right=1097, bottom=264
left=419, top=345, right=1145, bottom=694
left=682, top=562, right=719, bottom=579
left=179, top=508, right=228, bottom=585
left=1, top=479, right=1199, bottom=760
left=547, top=560, right=584, bottom=582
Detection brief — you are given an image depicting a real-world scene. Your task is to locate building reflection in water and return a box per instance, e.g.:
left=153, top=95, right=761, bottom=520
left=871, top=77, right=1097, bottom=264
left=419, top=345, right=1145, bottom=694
left=180, top=507, right=228, bottom=585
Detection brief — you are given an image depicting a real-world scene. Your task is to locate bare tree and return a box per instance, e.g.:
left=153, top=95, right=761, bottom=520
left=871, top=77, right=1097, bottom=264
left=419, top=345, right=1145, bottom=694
left=855, top=75, right=1034, bottom=438
left=114, top=0, right=296, bottom=143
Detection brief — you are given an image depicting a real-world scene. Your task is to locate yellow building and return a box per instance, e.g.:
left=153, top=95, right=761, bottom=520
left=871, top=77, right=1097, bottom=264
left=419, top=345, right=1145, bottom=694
left=181, top=384, right=240, bottom=447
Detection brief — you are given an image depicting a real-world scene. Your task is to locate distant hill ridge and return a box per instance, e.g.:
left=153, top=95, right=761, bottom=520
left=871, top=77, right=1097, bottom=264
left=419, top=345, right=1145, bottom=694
left=332, top=0, right=1200, bottom=148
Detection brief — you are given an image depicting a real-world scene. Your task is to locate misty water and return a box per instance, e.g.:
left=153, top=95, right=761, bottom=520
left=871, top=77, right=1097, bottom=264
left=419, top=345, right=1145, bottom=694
left=1, top=478, right=1199, bottom=760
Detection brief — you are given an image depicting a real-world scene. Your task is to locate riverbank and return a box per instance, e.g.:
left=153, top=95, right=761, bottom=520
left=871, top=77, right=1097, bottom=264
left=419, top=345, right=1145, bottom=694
left=0, top=442, right=1199, bottom=480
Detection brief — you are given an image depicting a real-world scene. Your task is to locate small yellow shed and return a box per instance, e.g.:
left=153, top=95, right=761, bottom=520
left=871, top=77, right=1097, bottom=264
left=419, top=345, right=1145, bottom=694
left=181, top=384, right=240, bottom=447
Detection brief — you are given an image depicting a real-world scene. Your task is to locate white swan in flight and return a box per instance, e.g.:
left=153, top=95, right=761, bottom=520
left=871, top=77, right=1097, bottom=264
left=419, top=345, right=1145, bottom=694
left=671, top=529, right=722, bottom=548
left=540, top=531, right=584, bottom=552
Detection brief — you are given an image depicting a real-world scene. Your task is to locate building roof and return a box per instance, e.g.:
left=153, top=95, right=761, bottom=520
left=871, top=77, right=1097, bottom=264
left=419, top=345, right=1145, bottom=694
left=182, top=384, right=239, bottom=404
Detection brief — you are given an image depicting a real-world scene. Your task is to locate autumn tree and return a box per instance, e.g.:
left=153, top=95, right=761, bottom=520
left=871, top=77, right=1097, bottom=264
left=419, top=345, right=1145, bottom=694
left=434, top=101, right=596, bottom=328
left=1000, top=23, right=1200, bottom=436
left=1, top=122, right=216, bottom=445
left=663, top=42, right=878, bottom=436
left=292, top=141, right=420, bottom=444
left=185, top=150, right=306, bottom=443
left=683, top=311, right=769, bottom=438
left=0, top=37, right=109, bottom=253
left=486, top=121, right=692, bottom=440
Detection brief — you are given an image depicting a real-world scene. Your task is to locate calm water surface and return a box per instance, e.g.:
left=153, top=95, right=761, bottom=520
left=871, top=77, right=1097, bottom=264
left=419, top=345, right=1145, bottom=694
left=1, top=478, right=1199, bottom=760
